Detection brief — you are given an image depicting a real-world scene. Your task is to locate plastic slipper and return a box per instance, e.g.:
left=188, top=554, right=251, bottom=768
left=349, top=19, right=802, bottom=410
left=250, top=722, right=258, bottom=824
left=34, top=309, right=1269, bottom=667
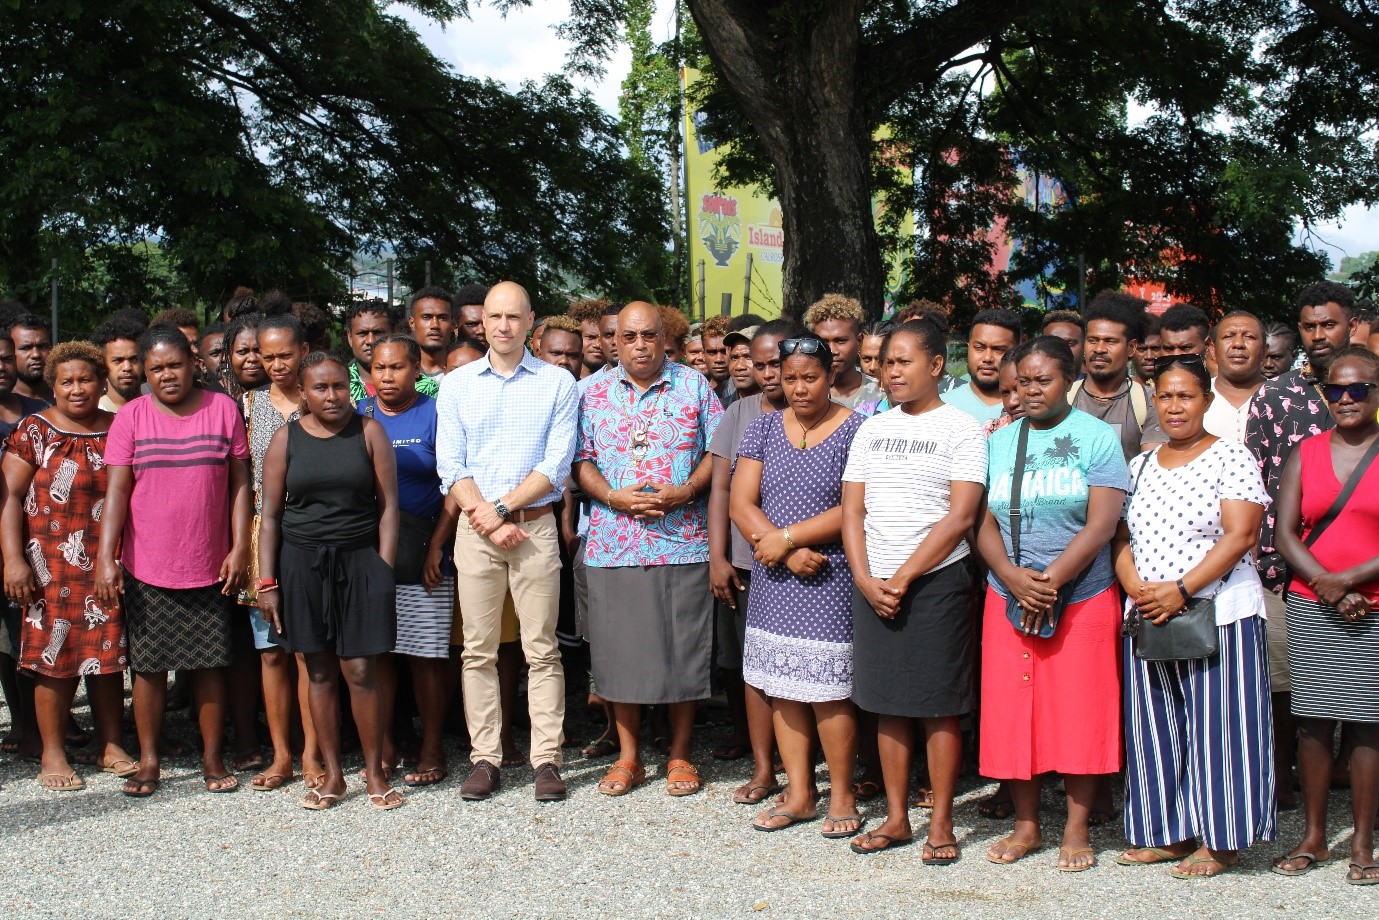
left=299, top=790, right=341, bottom=811
left=232, top=752, right=266, bottom=773
left=912, top=786, right=935, bottom=809
left=712, top=742, right=750, bottom=761
left=1169, top=853, right=1237, bottom=879
left=665, top=759, right=701, bottom=797
left=251, top=771, right=292, bottom=792
left=204, top=773, right=239, bottom=793
left=38, top=772, right=85, bottom=792
left=368, top=788, right=405, bottom=811
left=733, top=782, right=780, bottom=805
left=1057, top=846, right=1097, bottom=873
left=977, top=795, right=1014, bottom=820
left=403, top=766, right=448, bottom=787
left=597, top=759, right=646, bottom=796
left=500, top=751, right=526, bottom=768
left=850, top=832, right=913, bottom=855
left=821, top=814, right=865, bottom=839
left=986, top=836, right=1044, bottom=864
left=303, top=771, right=326, bottom=790
left=1088, top=809, right=1113, bottom=827
left=1115, top=846, right=1188, bottom=866
left=122, top=777, right=160, bottom=798
left=923, top=841, right=961, bottom=866
left=1347, top=863, right=1379, bottom=885
left=1271, top=851, right=1330, bottom=877
left=581, top=737, right=617, bottom=759
left=851, top=779, right=882, bottom=801
left=99, top=758, right=139, bottom=778
left=753, top=804, right=818, bottom=832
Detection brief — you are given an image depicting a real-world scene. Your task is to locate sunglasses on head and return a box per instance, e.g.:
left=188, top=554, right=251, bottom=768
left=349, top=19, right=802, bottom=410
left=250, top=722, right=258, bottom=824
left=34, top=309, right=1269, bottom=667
left=1321, top=381, right=1377, bottom=403
left=780, top=338, right=826, bottom=357
left=1153, top=353, right=1206, bottom=374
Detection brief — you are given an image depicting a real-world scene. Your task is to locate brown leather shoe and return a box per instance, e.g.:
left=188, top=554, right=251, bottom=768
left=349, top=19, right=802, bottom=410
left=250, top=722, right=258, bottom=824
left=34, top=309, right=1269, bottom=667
left=459, top=761, right=501, bottom=801
left=533, top=762, right=567, bottom=802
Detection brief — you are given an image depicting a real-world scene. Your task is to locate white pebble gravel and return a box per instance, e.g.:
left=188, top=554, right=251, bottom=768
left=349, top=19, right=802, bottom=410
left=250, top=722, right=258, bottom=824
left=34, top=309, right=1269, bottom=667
left=0, top=703, right=1370, bottom=918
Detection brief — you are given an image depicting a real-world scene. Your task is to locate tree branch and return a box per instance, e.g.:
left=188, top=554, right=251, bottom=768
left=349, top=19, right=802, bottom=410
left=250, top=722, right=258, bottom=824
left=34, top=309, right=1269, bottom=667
left=1301, top=0, right=1379, bottom=55
left=865, top=0, right=1025, bottom=109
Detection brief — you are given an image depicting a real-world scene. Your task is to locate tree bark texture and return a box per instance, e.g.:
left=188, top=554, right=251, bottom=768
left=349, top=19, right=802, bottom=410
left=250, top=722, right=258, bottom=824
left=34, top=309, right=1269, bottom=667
left=688, top=0, right=882, bottom=321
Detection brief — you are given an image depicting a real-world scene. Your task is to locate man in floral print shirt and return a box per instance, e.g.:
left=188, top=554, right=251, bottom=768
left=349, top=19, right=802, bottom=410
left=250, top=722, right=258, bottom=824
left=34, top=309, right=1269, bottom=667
left=1244, top=281, right=1356, bottom=595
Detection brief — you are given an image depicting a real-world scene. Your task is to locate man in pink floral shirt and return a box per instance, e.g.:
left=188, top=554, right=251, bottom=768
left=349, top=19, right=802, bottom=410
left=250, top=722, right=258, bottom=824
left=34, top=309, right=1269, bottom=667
left=574, top=302, right=722, bottom=798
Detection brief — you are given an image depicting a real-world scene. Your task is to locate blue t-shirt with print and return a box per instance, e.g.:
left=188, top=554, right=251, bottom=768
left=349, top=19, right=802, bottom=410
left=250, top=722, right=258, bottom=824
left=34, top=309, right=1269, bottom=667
left=358, top=394, right=443, bottom=521
left=985, top=408, right=1130, bottom=602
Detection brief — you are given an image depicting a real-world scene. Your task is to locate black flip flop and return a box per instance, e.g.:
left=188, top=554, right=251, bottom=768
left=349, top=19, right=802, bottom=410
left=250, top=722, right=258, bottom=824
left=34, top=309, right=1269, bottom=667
left=122, top=777, right=160, bottom=798
left=204, top=773, right=239, bottom=793
left=822, top=814, right=865, bottom=839
left=753, top=805, right=818, bottom=832
left=922, top=841, right=961, bottom=866
left=1271, top=851, right=1329, bottom=877
left=1347, top=863, right=1379, bottom=886
left=850, top=832, right=913, bottom=855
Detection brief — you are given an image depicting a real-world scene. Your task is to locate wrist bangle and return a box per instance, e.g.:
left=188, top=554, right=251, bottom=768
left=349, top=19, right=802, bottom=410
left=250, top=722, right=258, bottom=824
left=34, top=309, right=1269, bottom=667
left=606, top=488, right=614, bottom=508
left=1176, top=579, right=1191, bottom=604
left=255, top=584, right=280, bottom=594
left=782, top=527, right=795, bottom=550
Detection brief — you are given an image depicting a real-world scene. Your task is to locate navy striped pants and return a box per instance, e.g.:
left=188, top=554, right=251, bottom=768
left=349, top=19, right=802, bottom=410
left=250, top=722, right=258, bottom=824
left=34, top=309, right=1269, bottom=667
left=1123, top=616, right=1277, bottom=851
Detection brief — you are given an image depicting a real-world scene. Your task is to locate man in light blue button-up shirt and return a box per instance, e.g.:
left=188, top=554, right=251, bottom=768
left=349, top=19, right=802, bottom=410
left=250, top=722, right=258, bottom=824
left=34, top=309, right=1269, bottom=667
left=435, top=281, right=578, bottom=802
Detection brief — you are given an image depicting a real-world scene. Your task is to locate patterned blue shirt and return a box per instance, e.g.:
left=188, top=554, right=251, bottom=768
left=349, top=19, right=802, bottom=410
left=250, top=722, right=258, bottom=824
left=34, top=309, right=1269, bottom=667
left=435, top=350, right=579, bottom=507
left=575, top=360, right=722, bottom=567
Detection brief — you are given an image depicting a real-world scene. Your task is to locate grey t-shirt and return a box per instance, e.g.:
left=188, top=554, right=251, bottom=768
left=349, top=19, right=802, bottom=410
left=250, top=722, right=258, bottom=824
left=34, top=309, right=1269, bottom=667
left=708, top=394, right=767, bottom=569
left=1072, top=380, right=1165, bottom=462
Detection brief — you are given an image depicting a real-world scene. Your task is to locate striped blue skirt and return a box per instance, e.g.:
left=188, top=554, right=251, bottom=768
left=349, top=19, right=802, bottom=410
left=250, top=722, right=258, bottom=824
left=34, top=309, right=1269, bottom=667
left=1123, top=616, right=1276, bottom=851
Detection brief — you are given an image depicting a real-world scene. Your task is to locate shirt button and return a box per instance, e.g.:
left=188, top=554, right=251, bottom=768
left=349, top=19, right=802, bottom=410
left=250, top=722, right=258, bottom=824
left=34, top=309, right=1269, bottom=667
left=1022, top=674, right=1030, bottom=681
left=1022, top=652, right=1030, bottom=659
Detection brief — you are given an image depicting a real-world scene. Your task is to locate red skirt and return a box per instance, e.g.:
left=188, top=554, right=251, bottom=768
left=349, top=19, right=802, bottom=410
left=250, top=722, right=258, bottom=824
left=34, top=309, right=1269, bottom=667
left=979, top=583, right=1123, bottom=780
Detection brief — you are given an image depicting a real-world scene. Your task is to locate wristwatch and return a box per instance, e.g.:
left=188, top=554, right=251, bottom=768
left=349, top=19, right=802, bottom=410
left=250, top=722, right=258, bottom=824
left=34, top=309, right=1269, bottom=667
left=494, top=500, right=511, bottom=520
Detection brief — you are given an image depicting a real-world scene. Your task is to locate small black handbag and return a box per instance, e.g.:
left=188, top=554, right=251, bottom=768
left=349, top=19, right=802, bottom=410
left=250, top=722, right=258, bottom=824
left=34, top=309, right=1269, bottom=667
left=1130, top=581, right=1223, bottom=662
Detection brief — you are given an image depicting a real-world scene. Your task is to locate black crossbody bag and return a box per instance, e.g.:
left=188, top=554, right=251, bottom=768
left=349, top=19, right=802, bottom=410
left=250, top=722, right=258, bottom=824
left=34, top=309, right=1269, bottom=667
left=1004, top=420, right=1076, bottom=638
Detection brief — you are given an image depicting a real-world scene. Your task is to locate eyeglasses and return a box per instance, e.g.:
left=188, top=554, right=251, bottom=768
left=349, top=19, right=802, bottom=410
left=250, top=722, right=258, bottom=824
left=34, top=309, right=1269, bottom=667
left=1152, top=353, right=1206, bottom=374
left=1321, top=381, right=1377, bottom=403
left=780, top=338, right=826, bottom=357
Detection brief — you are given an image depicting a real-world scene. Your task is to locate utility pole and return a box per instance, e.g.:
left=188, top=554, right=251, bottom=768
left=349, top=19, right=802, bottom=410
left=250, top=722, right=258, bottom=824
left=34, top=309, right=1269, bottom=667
left=386, top=259, right=394, bottom=307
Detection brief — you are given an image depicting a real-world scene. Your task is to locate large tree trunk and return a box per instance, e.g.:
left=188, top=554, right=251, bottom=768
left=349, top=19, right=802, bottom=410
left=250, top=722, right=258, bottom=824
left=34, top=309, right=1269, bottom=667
left=687, top=0, right=883, bottom=321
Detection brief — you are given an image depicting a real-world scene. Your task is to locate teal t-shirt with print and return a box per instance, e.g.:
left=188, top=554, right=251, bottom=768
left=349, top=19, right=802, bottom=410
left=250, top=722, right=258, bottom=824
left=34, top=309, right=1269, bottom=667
left=985, top=408, right=1130, bottom=602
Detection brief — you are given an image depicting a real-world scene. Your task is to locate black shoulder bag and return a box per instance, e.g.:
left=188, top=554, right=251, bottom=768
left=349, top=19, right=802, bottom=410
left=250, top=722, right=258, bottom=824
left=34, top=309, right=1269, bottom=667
left=1131, top=447, right=1228, bottom=662
left=1003, top=420, right=1075, bottom=638
left=364, top=398, right=436, bottom=584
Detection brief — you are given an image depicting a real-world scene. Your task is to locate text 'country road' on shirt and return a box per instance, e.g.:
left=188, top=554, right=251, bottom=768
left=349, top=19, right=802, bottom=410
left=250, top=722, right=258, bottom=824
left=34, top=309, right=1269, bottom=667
left=841, top=403, right=987, bottom=580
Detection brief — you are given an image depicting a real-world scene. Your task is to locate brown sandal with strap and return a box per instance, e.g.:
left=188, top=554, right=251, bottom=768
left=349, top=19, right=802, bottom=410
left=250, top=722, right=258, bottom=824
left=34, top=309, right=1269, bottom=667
left=665, top=759, right=701, bottom=797
left=597, top=759, right=646, bottom=796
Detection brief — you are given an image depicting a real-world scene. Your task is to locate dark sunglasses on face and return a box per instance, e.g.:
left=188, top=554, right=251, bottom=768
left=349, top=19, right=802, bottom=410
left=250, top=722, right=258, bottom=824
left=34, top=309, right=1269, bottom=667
left=1321, top=381, right=1377, bottom=403
left=1153, top=353, right=1206, bottom=374
left=780, top=338, right=826, bottom=357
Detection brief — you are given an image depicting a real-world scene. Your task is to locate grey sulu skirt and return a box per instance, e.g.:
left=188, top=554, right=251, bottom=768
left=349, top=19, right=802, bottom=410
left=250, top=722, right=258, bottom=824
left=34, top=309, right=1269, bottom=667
left=585, top=562, right=712, bottom=705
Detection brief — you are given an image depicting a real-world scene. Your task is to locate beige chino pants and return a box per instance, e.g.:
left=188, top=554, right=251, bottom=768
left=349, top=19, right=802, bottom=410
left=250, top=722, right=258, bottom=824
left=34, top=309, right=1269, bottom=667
left=454, top=513, right=565, bottom=767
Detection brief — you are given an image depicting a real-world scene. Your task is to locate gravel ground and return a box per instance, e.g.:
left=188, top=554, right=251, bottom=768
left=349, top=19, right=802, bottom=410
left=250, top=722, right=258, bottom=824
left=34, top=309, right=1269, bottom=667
left=0, top=694, right=1371, bottom=919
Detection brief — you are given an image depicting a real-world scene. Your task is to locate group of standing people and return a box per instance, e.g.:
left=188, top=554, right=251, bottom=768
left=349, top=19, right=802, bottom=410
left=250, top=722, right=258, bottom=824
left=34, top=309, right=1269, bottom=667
left=0, top=278, right=1376, bottom=887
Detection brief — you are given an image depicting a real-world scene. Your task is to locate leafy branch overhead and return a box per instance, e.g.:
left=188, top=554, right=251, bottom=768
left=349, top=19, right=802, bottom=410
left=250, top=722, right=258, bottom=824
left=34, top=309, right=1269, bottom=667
left=0, top=0, right=671, bottom=322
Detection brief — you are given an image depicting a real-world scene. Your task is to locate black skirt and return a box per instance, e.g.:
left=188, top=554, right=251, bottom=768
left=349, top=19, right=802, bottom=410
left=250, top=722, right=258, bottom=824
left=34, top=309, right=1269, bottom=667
left=276, top=541, right=396, bottom=657
left=123, top=573, right=234, bottom=672
left=851, top=558, right=975, bottom=718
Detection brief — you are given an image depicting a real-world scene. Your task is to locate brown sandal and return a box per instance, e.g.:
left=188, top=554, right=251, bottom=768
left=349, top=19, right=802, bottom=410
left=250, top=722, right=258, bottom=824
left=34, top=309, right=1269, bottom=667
left=597, top=759, right=646, bottom=796
left=665, top=759, right=701, bottom=797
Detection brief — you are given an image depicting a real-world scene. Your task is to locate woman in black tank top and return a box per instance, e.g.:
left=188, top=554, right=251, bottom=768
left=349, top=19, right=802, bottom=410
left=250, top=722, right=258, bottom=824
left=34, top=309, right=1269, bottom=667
left=257, top=353, right=403, bottom=811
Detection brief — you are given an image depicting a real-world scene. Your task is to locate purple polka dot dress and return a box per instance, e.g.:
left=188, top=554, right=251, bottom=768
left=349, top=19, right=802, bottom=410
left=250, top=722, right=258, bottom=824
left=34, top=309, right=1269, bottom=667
left=738, top=411, right=864, bottom=702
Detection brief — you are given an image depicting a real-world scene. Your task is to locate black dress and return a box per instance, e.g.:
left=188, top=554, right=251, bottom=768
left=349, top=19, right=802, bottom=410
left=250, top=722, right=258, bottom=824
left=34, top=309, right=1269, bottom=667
left=276, top=415, right=396, bottom=657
